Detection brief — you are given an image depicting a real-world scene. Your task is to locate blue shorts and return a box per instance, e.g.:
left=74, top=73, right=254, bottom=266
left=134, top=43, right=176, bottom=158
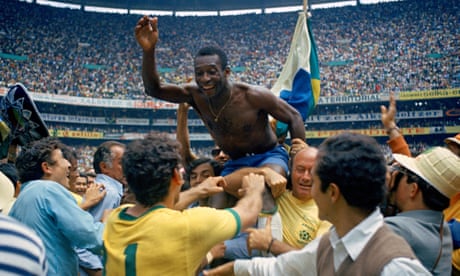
left=221, top=145, right=289, bottom=176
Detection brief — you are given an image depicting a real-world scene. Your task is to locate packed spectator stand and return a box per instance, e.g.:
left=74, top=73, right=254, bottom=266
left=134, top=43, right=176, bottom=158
left=1, top=0, right=458, bottom=98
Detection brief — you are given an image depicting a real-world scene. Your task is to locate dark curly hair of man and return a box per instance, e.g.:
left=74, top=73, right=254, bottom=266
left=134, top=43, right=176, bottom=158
left=122, top=131, right=182, bottom=206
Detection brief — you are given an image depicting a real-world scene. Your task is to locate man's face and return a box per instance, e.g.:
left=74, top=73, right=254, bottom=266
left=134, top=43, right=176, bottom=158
left=211, top=147, right=229, bottom=166
left=194, top=55, right=227, bottom=97
left=190, top=162, right=215, bottom=187
left=102, top=145, right=125, bottom=183
left=387, top=166, right=413, bottom=211
left=291, top=149, right=317, bottom=201
left=47, top=149, right=71, bottom=189
left=74, top=176, right=88, bottom=196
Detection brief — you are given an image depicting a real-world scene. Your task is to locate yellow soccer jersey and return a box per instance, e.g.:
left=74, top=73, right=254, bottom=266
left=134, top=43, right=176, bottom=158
left=277, top=191, right=331, bottom=249
left=103, top=205, right=240, bottom=276
left=71, top=191, right=82, bottom=205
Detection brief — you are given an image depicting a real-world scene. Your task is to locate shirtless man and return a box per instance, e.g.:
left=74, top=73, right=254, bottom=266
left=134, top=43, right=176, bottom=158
left=135, top=16, right=305, bottom=207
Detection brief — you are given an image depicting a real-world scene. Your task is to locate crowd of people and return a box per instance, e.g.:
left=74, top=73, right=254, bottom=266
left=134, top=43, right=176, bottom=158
left=0, top=0, right=459, bottom=275
left=1, top=125, right=458, bottom=275
left=1, top=0, right=459, bottom=99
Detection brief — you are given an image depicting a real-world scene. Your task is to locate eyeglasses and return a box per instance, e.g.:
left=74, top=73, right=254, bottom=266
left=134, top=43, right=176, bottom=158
left=391, top=165, right=413, bottom=176
left=390, top=164, right=422, bottom=188
left=211, top=148, right=223, bottom=157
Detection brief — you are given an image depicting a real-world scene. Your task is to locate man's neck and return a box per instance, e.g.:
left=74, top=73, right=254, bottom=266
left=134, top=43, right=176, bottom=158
left=127, top=202, right=167, bottom=217
left=333, top=206, right=372, bottom=238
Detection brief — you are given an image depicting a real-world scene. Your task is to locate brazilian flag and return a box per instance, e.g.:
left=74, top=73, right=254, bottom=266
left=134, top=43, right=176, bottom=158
left=271, top=12, right=320, bottom=137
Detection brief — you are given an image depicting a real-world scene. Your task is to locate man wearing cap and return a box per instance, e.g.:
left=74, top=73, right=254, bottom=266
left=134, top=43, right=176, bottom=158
left=386, top=147, right=460, bottom=275
left=445, top=133, right=460, bottom=158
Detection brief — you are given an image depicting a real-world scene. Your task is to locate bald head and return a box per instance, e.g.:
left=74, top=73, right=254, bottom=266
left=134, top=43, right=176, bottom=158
left=290, top=147, right=318, bottom=201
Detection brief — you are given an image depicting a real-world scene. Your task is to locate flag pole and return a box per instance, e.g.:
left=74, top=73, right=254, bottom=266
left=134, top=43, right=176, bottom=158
left=303, top=0, right=308, bottom=13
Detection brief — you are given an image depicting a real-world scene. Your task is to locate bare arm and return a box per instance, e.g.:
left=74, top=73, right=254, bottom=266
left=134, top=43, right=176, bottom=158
left=176, top=103, right=197, bottom=167
left=135, top=16, right=192, bottom=103
left=174, top=176, right=225, bottom=210
left=249, top=87, right=306, bottom=141
left=380, top=92, right=411, bottom=156
left=230, top=173, right=265, bottom=230
left=223, top=166, right=286, bottom=198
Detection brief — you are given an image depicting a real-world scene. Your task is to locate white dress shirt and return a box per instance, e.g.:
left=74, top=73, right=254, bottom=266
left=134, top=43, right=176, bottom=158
left=234, top=209, right=430, bottom=276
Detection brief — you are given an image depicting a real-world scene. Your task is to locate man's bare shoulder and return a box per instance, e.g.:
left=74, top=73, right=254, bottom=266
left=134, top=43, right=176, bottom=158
left=232, top=82, right=271, bottom=94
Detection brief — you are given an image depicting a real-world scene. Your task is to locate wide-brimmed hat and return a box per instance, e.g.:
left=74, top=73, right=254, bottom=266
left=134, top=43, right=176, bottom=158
left=0, top=171, right=15, bottom=214
left=393, top=147, right=460, bottom=198
left=445, top=133, right=460, bottom=146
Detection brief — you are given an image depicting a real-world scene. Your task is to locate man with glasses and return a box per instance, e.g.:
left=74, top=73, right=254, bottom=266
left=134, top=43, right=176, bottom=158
left=385, top=147, right=460, bottom=275
left=211, top=147, right=229, bottom=167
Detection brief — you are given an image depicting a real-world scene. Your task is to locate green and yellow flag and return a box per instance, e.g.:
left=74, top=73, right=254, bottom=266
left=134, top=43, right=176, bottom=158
left=271, top=12, right=320, bottom=136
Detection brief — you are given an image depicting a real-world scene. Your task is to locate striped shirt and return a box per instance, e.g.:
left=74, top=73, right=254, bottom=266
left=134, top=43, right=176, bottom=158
left=0, top=214, right=48, bottom=275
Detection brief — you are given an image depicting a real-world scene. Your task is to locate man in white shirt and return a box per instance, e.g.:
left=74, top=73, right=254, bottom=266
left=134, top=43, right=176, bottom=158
left=204, top=132, right=430, bottom=276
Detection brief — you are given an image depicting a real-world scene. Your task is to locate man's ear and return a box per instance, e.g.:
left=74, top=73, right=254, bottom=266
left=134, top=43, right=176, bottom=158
left=173, top=168, right=184, bottom=186
left=40, top=161, right=52, bottom=177
left=328, top=183, right=340, bottom=203
left=224, top=66, right=231, bottom=77
left=408, top=182, right=419, bottom=198
left=99, top=161, right=107, bottom=174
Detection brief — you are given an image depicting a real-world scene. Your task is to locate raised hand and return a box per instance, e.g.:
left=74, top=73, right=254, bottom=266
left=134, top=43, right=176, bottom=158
left=380, top=92, right=397, bottom=129
left=134, top=16, right=159, bottom=51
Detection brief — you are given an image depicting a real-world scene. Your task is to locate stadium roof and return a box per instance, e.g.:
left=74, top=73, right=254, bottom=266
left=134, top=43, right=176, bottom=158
left=57, top=0, right=355, bottom=12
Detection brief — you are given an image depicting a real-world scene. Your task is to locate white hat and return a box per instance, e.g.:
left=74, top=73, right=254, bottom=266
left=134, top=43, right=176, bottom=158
left=445, top=133, right=460, bottom=146
left=393, top=147, right=460, bottom=198
left=0, top=171, right=15, bottom=214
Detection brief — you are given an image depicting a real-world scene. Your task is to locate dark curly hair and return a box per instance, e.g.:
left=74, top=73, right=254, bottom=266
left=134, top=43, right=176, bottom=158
left=16, top=137, right=68, bottom=183
left=122, top=132, right=182, bottom=206
left=195, top=46, right=229, bottom=70
left=315, top=132, right=387, bottom=212
left=181, top=157, right=222, bottom=191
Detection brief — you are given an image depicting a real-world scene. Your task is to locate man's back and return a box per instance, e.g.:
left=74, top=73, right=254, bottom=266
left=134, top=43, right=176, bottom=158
left=103, top=205, right=240, bottom=276
left=385, top=210, right=452, bottom=275
left=317, top=225, right=416, bottom=275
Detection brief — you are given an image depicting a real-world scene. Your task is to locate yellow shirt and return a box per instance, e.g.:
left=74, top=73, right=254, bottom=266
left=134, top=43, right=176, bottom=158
left=103, top=205, right=240, bottom=276
left=71, top=192, right=82, bottom=205
left=444, top=192, right=460, bottom=271
left=277, top=191, right=331, bottom=249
